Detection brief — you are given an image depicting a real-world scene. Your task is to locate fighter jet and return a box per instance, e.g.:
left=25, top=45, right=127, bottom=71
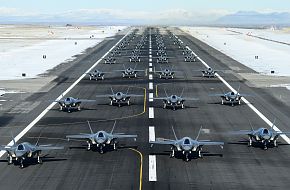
left=184, top=54, right=197, bottom=62
left=150, top=126, right=224, bottom=161
left=210, top=87, right=251, bottom=106
left=114, top=65, right=145, bottom=78
left=96, top=87, right=143, bottom=107
left=55, top=97, right=96, bottom=112
left=229, top=120, right=290, bottom=149
left=66, top=121, right=137, bottom=153
left=104, top=56, right=116, bottom=64
left=0, top=135, right=63, bottom=168
left=154, top=89, right=198, bottom=110
left=86, top=69, right=111, bottom=80
left=156, top=56, right=169, bottom=64
left=154, top=66, right=179, bottom=79
left=197, top=67, right=221, bottom=78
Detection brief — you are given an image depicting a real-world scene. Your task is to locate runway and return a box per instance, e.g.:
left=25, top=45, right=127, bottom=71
left=0, top=26, right=290, bottom=190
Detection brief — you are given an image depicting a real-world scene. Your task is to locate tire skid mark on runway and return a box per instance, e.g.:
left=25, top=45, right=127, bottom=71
left=0, top=30, right=132, bottom=158
left=176, top=35, right=290, bottom=144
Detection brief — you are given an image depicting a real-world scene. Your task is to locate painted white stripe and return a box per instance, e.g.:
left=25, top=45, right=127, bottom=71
left=149, top=155, right=157, bottom=181
left=149, top=55, right=152, bottom=58
left=149, top=51, right=152, bottom=55
left=149, top=68, right=153, bottom=72
left=149, top=58, right=152, bottom=62
left=149, top=92, right=154, bottom=102
left=184, top=40, right=290, bottom=144
left=149, top=107, right=154, bottom=118
left=149, top=74, right=153, bottom=80
left=149, top=62, right=152, bottom=67
left=149, top=126, right=155, bottom=142
left=149, top=82, right=153, bottom=90
left=0, top=29, right=132, bottom=158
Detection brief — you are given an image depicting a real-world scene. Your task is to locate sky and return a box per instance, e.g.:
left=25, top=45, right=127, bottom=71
left=0, top=0, right=290, bottom=24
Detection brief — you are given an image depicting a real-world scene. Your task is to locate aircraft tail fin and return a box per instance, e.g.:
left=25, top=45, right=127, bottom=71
left=164, top=88, right=169, bottom=98
left=171, top=126, right=178, bottom=140
left=271, top=118, right=276, bottom=132
left=248, top=120, right=254, bottom=132
left=11, top=132, right=16, bottom=146
left=195, top=126, right=203, bottom=140
left=35, top=131, right=43, bottom=146
left=126, top=86, right=130, bottom=95
left=87, top=121, right=94, bottom=134
left=180, top=88, right=185, bottom=98
left=110, top=120, right=117, bottom=134
left=110, top=87, right=114, bottom=95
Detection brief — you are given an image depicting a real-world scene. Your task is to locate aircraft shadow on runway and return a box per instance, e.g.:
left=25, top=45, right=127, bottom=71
left=0, top=154, right=67, bottom=168
left=150, top=150, right=223, bottom=161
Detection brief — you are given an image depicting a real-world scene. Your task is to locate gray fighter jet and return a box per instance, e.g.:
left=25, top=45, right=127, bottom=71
left=150, top=126, right=224, bottom=161
left=229, top=120, right=290, bottom=149
left=96, top=87, right=143, bottom=107
left=66, top=121, right=137, bottom=153
left=55, top=97, right=96, bottom=112
left=154, top=89, right=198, bottom=110
left=210, top=87, right=251, bottom=106
left=86, top=69, right=111, bottom=80
left=199, top=67, right=220, bottom=78
left=154, top=66, right=179, bottom=79
left=114, top=65, right=145, bottom=78
left=0, top=136, right=63, bottom=168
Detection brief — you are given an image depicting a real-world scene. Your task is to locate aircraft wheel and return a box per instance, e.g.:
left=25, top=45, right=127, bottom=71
left=127, top=100, right=130, bottom=106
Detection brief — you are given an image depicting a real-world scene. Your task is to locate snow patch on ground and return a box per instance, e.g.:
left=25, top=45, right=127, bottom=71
left=181, top=27, right=290, bottom=76
left=0, top=25, right=127, bottom=80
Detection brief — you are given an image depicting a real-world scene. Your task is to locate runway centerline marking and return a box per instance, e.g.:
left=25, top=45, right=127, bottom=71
left=149, top=74, right=153, bottom=80
left=149, top=93, right=154, bottom=102
left=149, top=68, right=153, bottom=72
left=149, top=155, right=157, bottom=182
left=177, top=34, right=290, bottom=144
left=149, top=82, right=153, bottom=90
left=149, top=107, right=154, bottom=119
left=149, top=62, right=152, bottom=67
left=149, top=58, right=152, bottom=62
left=0, top=29, right=132, bottom=158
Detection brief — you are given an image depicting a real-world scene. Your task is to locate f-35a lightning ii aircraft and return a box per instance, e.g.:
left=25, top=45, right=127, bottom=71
left=154, top=66, right=180, bottom=79
left=197, top=67, right=221, bottom=78
left=154, top=89, right=198, bottom=110
left=66, top=121, right=137, bottom=153
left=96, top=87, right=143, bottom=107
left=150, top=126, right=224, bottom=161
left=86, top=69, right=111, bottom=80
left=229, top=120, right=290, bottom=149
left=55, top=97, right=96, bottom=112
left=0, top=135, right=63, bottom=168
left=210, top=87, right=251, bottom=106
left=114, top=64, right=145, bottom=78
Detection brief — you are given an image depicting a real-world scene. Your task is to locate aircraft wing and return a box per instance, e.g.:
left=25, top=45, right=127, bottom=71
left=198, top=141, right=224, bottom=147
left=113, top=70, right=125, bottom=72
left=78, top=99, right=96, bottom=103
left=36, top=145, right=64, bottom=151
left=127, top=94, right=143, bottom=97
left=209, top=94, right=225, bottom=97
left=66, top=133, right=93, bottom=140
left=0, top=145, right=14, bottom=151
left=112, top=134, right=137, bottom=139
left=96, top=94, right=112, bottom=98
left=228, top=130, right=254, bottom=135
left=150, top=138, right=176, bottom=145
left=153, top=97, right=167, bottom=100
left=183, top=97, right=199, bottom=101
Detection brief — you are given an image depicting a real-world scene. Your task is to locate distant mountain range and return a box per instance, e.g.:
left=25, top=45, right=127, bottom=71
left=216, top=11, right=290, bottom=26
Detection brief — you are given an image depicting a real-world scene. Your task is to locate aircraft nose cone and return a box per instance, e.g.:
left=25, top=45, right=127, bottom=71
left=263, top=134, right=271, bottom=140
left=183, top=145, right=191, bottom=151
left=15, top=151, right=25, bottom=158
